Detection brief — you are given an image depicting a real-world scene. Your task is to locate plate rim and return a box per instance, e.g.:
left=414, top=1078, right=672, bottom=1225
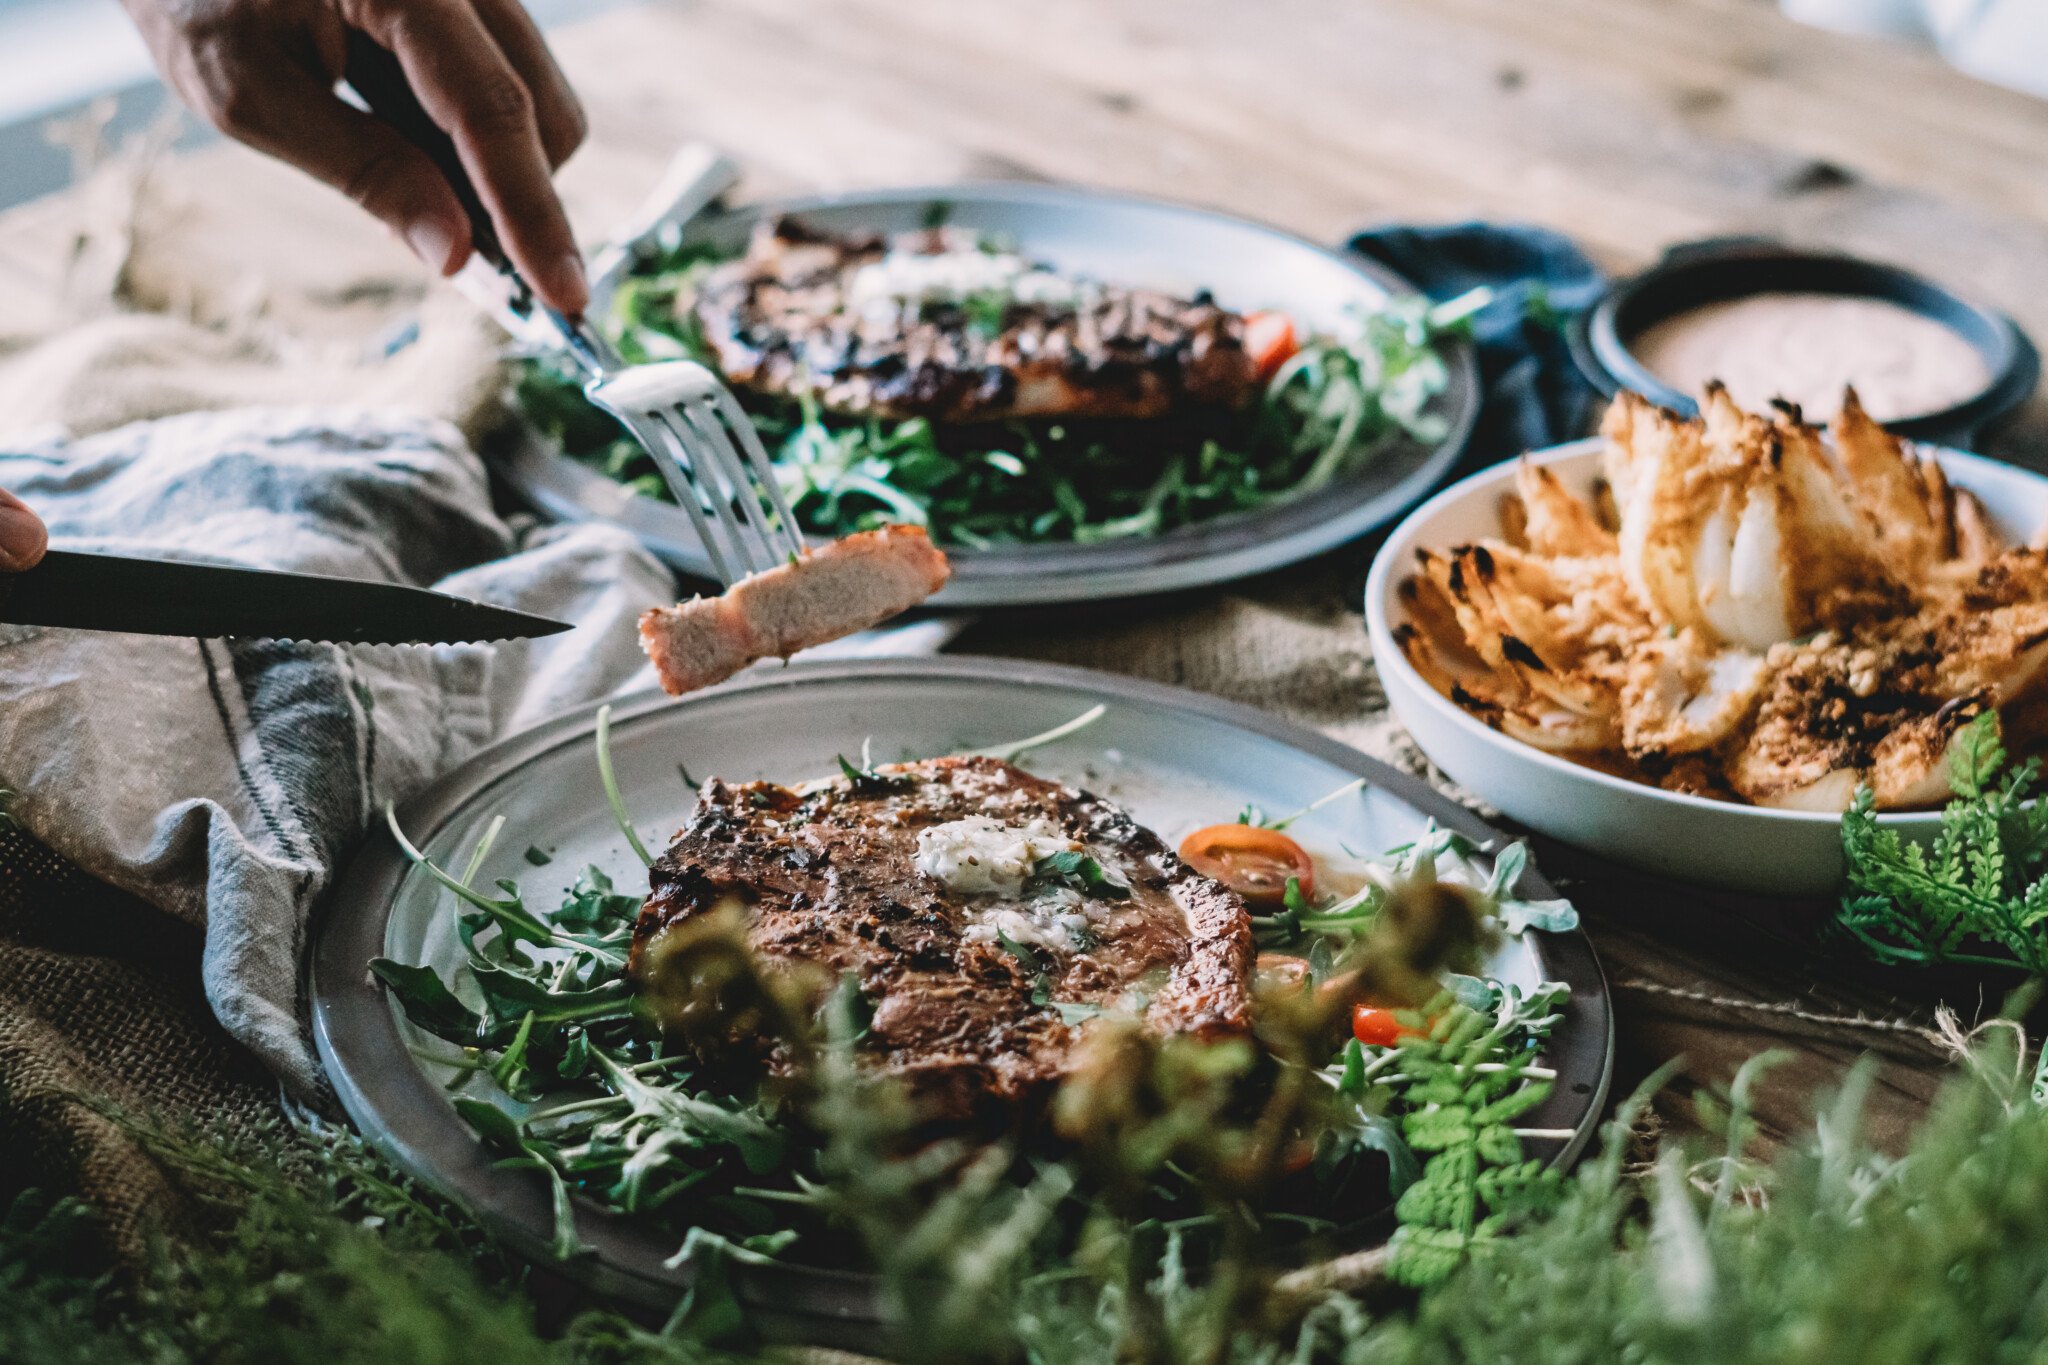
left=491, top=178, right=1481, bottom=607
left=311, top=656, right=1613, bottom=1335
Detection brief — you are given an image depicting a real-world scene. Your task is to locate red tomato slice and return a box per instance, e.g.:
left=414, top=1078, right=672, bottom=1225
left=1244, top=310, right=1299, bottom=384
left=1352, top=1003, right=1427, bottom=1048
left=1179, top=824, right=1315, bottom=908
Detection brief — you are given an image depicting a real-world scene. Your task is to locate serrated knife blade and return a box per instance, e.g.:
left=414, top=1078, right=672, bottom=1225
left=0, top=550, right=572, bottom=645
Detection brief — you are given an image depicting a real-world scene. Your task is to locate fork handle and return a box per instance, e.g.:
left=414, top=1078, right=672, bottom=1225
left=341, top=31, right=511, bottom=274
left=343, top=30, right=622, bottom=374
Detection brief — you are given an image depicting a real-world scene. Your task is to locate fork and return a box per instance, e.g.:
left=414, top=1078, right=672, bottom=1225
left=342, top=35, right=805, bottom=586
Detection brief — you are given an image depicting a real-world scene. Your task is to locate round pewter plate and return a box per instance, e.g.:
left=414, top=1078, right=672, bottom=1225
left=312, top=658, right=1610, bottom=1351
left=492, top=181, right=1480, bottom=607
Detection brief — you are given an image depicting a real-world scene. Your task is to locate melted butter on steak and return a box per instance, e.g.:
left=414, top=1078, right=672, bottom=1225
left=629, top=755, right=1254, bottom=1124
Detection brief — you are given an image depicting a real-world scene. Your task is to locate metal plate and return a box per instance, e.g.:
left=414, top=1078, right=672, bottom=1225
left=491, top=181, right=1480, bottom=607
left=312, top=658, right=1610, bottom=1349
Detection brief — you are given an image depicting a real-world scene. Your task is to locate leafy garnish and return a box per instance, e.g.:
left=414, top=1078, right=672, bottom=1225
left=1485, top=841, right=1580, bottom=935
left=595, top=704, right=653, bottom=867
left=996, top=931, right=1057, bottom=1006
left=384, top=805, right=576, bottom=958
left=1267, top=776, right=1368, bottom=831
left=973, top=703, right=1108, bottom=763
left=1052, top=1001, right=1104, bottom=1026
left=368, top=959, right=483, bottom=1043
left=1033, top=849, right=1131, bottom=900
left=549, top=865, right=641, bottom=933
left=1838, top=710, right=2048, bottom=974
left=962, top=290, right=1009, bottom=338
left=837, top=752, right=913, bottom=794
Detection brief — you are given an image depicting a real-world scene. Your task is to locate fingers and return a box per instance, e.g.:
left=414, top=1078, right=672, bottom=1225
left=180, top=33, right=477, bottom=277
left=355, top=0, right=588, bottom=314
left=470, top=0, right=586, bottom=168
left=0, top=488, right=48, bottom=573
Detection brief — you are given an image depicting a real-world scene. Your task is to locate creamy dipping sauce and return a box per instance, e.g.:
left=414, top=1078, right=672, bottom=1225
left=1629, top=292, right=1988, bottom=422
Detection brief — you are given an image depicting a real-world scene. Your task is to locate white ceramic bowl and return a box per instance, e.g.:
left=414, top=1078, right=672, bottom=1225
left=1364, top=438, right=2048, bottom=896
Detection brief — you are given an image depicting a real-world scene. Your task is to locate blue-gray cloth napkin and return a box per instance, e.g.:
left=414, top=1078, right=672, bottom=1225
left=1349, top=222, right=1605, bottom=464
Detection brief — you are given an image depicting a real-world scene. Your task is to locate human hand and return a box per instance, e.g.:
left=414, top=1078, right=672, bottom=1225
left=121, top=0, right=590, bottom=315
left=0, top=489, right=47, bottom=573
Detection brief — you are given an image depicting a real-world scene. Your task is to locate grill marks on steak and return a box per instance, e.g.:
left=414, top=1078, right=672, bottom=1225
left=689, top=217, right=1262, bottom=424
left=629, top=756, right=1254, bottom=1124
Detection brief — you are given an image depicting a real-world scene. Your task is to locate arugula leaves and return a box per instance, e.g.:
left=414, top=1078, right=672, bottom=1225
left=1838, top=711, right=2048, bottom=974
left=368, top=959, right=483, bottom=1043
left=1484, top=841, right=1580, bottom=935
left=837, top=752, right=913, bottom=794
left=1032, top=849, right=1130, bottom=900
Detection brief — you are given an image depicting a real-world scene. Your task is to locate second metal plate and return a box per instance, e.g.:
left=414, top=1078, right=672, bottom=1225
left=493, top=181, right=1479, bottom=606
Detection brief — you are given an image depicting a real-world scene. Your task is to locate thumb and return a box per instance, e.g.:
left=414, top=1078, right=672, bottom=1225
left=0, top=487, right=47, bottom=573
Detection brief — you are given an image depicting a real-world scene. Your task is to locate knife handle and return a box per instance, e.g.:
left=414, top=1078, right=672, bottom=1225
left=342, top=29, right=509, bottom=275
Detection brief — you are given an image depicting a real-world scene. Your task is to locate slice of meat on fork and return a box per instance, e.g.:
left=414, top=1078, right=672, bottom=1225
left=639, top=524, right=951, bottom=696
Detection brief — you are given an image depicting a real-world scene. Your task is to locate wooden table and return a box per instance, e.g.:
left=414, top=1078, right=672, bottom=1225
left=6, top=0, right=2047, bottom=1156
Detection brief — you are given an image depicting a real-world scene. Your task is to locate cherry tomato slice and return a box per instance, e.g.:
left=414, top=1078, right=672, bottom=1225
left=1352, top=1004, right=1426, bottom=1048
left=1179, top=824, right=1315, bottom=908
left=1244, top=310, right=1299, bottom=384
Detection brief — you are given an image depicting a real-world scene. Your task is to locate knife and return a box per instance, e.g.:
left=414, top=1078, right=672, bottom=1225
left=0, top=550, right=571, bottom=644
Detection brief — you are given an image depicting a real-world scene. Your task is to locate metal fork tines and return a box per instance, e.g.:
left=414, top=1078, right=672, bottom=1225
left=333, top=43, right=787, bottom=586
left=587, top=361, right=806, bottom=586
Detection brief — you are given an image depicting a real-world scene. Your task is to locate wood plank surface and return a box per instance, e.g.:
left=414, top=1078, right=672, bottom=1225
left=5, top=0, right=2048, bottom=1156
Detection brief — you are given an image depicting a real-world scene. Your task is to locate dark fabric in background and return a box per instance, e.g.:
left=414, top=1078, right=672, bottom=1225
left=1349, top=221, right=1606, bottom=465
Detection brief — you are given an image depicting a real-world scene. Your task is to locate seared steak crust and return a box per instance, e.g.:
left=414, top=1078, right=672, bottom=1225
left=690, top=217, right=1262, bottom=424
left=630, top=756, right=1254, bottom=1123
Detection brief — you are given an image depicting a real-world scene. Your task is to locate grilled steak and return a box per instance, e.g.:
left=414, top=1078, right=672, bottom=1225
left=629, top=755, right=1255, bottom=1124
left=689, top=217, right=1263, bottom=424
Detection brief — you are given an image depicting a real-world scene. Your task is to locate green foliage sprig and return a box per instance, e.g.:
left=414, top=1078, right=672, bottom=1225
left=1838, top=710, right=2048, bottom=974
left=17, top=1015, right=2048, bottom=1362
left=1378, top=1009, right=1565, bottom=1287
